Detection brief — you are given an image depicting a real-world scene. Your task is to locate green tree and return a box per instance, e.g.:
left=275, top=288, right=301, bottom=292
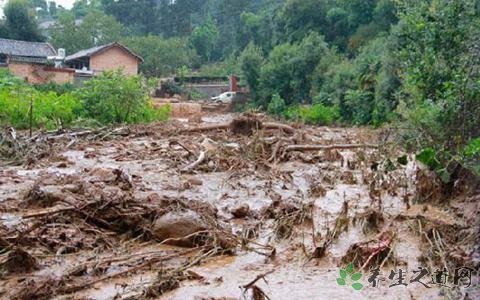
left=71, top=0, right=101, bottom=18
left=101, top=0, right=160, bottom=35
left=48, top=1, right=58, bottom=17
left=158, top=0, right=203, bottom=37
left=278, top=0, right=329, bottom=43
left=190, top=16, right=219, bottom=63
left=49, top=9, right=122, bottom=54
left=313, top=58, right=357, bottom=117
left=257, top=33, right=329, bottom=106
left=394, top=0, right=480, bottom=180
left=238, top=11, right=276, bottom=53
left=239, top=42, right=264, bottom=98
left=3, top=0, right=44, bottom=41
left=0, top=22, right=10, bottom=38
left=395, top=0, right=480, bottom=147
left=121, top=35, right=198, bottom=77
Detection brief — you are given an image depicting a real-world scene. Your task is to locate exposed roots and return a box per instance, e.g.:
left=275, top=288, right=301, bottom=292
left=341, top=231, right=394, bottom=270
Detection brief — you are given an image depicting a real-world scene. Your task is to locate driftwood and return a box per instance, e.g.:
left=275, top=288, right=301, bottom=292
left=183, top=123, right=230, bottom=133
left=182, top=118, right=295, bottom=135
left=285, top=143, right=378, bottom=152
left=181, top=151, right=206, bottom=173
left=263, top=122, right=295, bottom=134
left=241, top=270, right=274, bottom=300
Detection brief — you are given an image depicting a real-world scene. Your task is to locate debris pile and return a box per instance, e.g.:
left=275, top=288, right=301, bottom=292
left=0, top=113, right=477, bottom=299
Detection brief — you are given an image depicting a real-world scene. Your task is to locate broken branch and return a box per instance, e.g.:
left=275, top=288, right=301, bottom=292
left=285, top=143, right=378, bottom=152
left=181, top=151, right=206, bottom=173
left=241, top=270, right=274, bottom=290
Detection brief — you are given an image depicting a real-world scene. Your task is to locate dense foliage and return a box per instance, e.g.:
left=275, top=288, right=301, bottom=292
left=1, top=0, right=44, bottom=41
left=0, top=70, right=170, bottom=129
left=49, top=9, right=123, bottom=54
left=120, top=36, right=198, bottom=77
left=77, top=70, right=166, bottom=124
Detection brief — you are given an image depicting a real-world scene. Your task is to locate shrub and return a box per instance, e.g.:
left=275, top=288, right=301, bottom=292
left=0, top=87, right=81, bottom=129
left=0, top=69, right=26, bottom=88
left=287, top=103, right=339, bottom=125
left=344, top=89, right=374, bottom=125
left=133, top=102, right=171, bottom=123
left=156, top=80, right=183, bottom=97
left=0, top=70, right=169, bottom=130
left=77, top=70, right=162, bottom=124
left=33, top=82, right=77, bottom=95
left=34, top=92, right=83, bottom=128
left=266, top=93, right=286, bottom=115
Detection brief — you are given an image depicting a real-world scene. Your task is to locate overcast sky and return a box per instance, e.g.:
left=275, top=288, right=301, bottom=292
left=54, top=0, right=76, bottom=9
left=0, top=0, right=75, bottom=12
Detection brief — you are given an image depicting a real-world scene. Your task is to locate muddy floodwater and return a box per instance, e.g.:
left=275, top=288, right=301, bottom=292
left=0, top=113, right=478, bottom=299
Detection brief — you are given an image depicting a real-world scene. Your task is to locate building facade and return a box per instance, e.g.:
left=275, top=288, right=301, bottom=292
left=0, top=38, right=74, bottom=84
left=0, top=39, right=143, bottom=84
left=65, top=42, right=143, bottom=76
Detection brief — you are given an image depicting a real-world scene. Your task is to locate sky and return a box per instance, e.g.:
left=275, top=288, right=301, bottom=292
left=0, top=0, right=75, bottom=14
left=54, top=0, right=76, bottom=9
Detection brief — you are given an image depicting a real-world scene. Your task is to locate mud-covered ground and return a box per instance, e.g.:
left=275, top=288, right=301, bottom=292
left=0, top=112, right=479, bottom=300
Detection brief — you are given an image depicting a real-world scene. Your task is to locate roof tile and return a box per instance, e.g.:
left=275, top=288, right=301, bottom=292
left=0, top=38, right=56, bottom=57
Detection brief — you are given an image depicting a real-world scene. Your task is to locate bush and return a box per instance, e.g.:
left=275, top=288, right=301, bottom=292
left=0, top=69, right=26, bottom=88
left=132, top=102, right=171, bottom=123
left=33, top=82, right=77, bottom=95
left=0, top=87, right=81, bottom=129
left=344, top=89, right=374, bottom=125
left=157, top=80, right=183, bottom=97
left=287, top=103, right=339, bottom=125
left=77, top=70, right=161, bottom=124
left=266, top=93, right=286, bottom=115
left=0, top=70, right=170, bottom=130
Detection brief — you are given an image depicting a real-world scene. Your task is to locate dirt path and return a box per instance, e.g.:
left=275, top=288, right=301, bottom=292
left=0, top=113, right=478, bottom=299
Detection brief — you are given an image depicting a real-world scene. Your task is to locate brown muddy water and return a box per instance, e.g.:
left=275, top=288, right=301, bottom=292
left=0, top=113, right=478, bottom=300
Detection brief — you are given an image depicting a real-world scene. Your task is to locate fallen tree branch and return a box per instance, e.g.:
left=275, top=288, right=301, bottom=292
left=181, top=118, right=295, bottom=135
left=285, top=143, right=378, bottom=152
left=263, top=122, right=295, bottom=134
left=181, top=151, right=206, bottom=173
left=240, top=270, right=274, bottom=300
left=241, top=270, right=274, bottom=290
left=21, top=206, right=77, bottom=219
left=182, top=123, right=230, bottom=133
left=169, top=139, right=196, bottom=156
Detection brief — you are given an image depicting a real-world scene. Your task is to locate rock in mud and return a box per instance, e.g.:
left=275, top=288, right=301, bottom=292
left=231, top=203, right=250, bottom=218
left=113, top=168, right=133, bottom=190
left=23, top=184, right=65, bottom=208
left=186, top=177, right=203, bottom=186
left=152, top=210, right=207, bottom=247
left=1, top=247, right=38, bottom=274
left=87, top=168, right=117, bottom=183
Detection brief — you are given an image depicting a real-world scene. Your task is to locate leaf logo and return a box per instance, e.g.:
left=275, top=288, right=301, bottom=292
left=336, top=263, right=364, bottom=291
